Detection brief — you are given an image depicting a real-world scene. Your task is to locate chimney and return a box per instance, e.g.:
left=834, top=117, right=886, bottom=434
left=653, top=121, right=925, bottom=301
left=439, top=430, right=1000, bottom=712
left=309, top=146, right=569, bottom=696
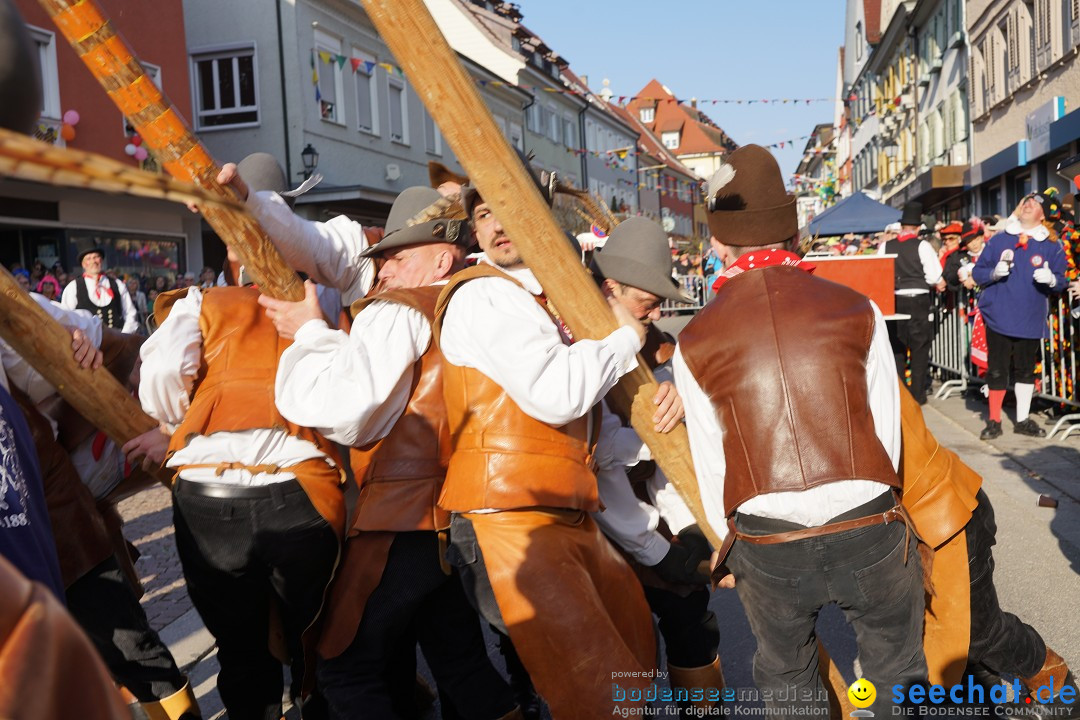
left=691, top=97, right=697, bottom=109
left=580, top=74, right=588, bottom=87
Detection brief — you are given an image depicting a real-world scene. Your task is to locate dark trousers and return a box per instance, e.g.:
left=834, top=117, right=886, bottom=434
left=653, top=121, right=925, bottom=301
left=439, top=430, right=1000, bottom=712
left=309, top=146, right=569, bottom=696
left=985, top=327, right=1040, bottom=390
left=727, top=494, right=927, bottom=717
left=318, top=530, right=515, bottom=720
left=890, top=293, right=934, bottom=403
left=65, top=556, right=186, bottom=702
left=644, top=586, right=718, bottom=669
left=172, top=481, right=338, bottom=720
left=966, top=489, right=1045, bottom=677
left=446, top=513, right=509, bottom=635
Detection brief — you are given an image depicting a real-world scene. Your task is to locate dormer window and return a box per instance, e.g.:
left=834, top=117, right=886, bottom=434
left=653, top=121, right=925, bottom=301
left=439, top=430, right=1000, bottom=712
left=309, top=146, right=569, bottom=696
left=640, top=107, right=655, bottom=123
left=662, top=131, right=680, bottom=149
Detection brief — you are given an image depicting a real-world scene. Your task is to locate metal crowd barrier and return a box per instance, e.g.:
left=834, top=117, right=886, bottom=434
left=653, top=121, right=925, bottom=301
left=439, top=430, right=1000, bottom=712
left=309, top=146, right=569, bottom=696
left=929, top=288, right=1080, bottom=440
left=661, top=274, right=709, bottom=314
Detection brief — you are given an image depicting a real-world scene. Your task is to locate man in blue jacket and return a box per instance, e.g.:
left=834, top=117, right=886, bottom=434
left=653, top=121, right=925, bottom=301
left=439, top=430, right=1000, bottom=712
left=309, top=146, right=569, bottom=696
left=971, top=192, right=1067, bottom=439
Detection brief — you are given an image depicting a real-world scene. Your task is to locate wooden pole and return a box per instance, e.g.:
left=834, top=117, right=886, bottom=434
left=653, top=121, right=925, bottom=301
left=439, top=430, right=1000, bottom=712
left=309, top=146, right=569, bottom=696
left=361, top=0, right=712, bottom=544
left=38, top=0, right=303, bottom=301
left=0, top=266, right=158, bottom=448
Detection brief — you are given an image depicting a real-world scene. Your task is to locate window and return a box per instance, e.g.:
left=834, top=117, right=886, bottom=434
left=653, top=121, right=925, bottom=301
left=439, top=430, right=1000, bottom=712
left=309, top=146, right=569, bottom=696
left=424, top=109, right=441, bottom=155
left=388, top=75, right=408, bottom=144
left=26, top=25, right=60, bottom=121
left=639, top=107, right=655, bottom=123
left=856, top=22, right=864, bottom=61
left=124, top=61, right=161, bottom=135
left=547, top=106, right=560, bottom=143
left=662, top=131, right=680, bottom=149
left=509, top=122, right=524, bottom=151
left=353, top=53, right=379, bottom=135
left=564, top=116, right=576, bottom=148
left=192, top=44, right=259, bottom=129
left=315, top=32, right=343, bottom=124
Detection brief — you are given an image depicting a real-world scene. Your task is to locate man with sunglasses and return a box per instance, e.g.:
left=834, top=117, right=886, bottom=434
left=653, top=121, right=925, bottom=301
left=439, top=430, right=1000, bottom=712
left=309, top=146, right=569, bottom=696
left=971, top=191, right=1068, bottom=439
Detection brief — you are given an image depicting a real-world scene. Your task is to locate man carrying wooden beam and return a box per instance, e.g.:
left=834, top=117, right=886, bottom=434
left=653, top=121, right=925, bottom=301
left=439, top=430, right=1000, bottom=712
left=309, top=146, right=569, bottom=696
left=259, top=186, right=520, bottom=720
left=431, top=170, right=658, bottom=718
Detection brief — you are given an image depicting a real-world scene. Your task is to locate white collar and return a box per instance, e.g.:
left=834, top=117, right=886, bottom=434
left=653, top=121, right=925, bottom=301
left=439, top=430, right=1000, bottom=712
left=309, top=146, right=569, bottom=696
left=1003, top=215, right=1050, bottom=241
left=477, top=256, right=543, bottom=296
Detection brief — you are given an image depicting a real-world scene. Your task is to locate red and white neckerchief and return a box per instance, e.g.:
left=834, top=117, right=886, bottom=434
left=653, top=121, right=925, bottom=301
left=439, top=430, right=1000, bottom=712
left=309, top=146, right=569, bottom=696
left=895, top=230, right=919, bottom=243
left=711, top=250, right=815, bottom=293
left=84, top=273, right=113, bottom=302
left=1015, top=234, right=1030, bottom=250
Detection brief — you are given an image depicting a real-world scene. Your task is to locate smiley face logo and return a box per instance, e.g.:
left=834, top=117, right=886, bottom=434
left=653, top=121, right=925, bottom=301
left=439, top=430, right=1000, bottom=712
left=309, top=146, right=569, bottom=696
left=847, top=678, right=876, bottom=709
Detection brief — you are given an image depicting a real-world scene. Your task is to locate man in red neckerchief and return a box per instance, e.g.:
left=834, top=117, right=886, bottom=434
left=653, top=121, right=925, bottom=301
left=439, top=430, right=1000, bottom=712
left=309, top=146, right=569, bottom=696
left=674, top=145, right=927, bottom=717
left=60, top=248, right=139, bottom=334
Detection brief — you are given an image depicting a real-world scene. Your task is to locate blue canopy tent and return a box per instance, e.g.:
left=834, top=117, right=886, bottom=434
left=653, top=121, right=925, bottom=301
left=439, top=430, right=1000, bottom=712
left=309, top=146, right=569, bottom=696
left=808, top=192, right=901, bottom=236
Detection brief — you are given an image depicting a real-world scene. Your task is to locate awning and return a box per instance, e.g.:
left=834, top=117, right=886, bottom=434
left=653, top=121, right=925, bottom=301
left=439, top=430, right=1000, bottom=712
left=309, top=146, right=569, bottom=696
left=808, top=191, right=901, bottom=236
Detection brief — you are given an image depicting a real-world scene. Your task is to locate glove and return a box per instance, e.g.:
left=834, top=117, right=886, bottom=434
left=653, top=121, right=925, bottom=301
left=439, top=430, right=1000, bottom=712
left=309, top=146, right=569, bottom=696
left=652, top=524, right=711, bottom=586
left=1032, top=262, right=1056, bottom=287
left=992, top=260, right=1011, bottom=280
left=957, top=265, right=972, bottom=282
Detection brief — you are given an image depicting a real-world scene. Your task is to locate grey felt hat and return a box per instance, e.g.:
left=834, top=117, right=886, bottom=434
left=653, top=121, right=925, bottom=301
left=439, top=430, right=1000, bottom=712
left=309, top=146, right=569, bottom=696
left=360, top=186, right=466, bottom=258
left=236, top=152, right=320, bottom=208
left=592, top=217, right=692, bottom=303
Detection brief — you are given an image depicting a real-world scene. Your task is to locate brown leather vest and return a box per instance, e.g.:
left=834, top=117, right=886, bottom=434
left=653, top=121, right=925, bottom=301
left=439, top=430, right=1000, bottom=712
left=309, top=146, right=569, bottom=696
left=163, top=287, right=345, bottom=533
left=346, top=285, right=451, bottom=532
left=679, top=266, right=899, bottom=515
left=433, top=264, right=599, bottom=513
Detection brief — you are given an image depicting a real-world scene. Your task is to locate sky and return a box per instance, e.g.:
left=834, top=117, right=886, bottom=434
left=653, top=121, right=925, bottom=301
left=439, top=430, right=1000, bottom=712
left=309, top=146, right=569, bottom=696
left=518, top=0, right=847, bottom=181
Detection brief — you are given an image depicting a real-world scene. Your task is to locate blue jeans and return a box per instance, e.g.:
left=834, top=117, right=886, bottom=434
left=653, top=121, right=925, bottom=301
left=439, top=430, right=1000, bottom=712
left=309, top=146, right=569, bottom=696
left=727, top=494, right=928, bottom=716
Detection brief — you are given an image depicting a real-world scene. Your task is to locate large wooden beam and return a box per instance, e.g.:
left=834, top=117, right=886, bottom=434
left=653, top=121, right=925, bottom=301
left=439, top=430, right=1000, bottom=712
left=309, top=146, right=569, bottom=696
left=361, top=0, right=712, bottom=544
left=0, top=266, right=158, bottom=449
left=38, top=0, right=303, bottom=301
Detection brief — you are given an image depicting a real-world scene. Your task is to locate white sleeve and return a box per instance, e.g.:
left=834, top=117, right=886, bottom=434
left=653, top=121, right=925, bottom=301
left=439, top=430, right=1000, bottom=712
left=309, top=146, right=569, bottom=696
left=275, top=302, right=429, bottom=446
left=138, top=288, right=204, bottom=429
left=592, top=464, right=669, bottom=565
left=117, top=283, right=139, bottom=334
left=246, top=190, right=375, bottom=305
left=59, top=280, right=79, bottom=311
left=672, top=345, right=730, bottom=543
left=594, top=401, right=648, bottom=471
left=919, top=241, right=943, bottom=285
left=439, top=277, right=641, bottom=426
left=0, top=295, right=104, bottom=404
left=866, top=301, right=901, bottom=471
left=647, top=467, right=698, bottom=536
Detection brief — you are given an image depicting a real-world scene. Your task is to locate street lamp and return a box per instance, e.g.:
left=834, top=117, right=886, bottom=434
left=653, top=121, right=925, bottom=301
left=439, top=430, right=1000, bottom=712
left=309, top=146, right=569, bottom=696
left=300, top=143, right=319, bottom=179
left=883, top=142, right=899, bottom=159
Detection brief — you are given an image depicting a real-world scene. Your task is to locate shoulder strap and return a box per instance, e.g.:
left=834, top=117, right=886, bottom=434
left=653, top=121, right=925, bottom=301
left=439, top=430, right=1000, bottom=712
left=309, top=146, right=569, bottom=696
left=152, top=287, right=191, bottom=326
left=431, top=264, right=526, bottom=345
left=350, top=284, right=441, bottom=323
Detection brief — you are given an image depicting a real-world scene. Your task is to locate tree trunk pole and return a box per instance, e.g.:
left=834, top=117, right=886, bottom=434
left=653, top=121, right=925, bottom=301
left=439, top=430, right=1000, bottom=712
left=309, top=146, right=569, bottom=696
left=360, top=0, right=713, bottom=545
left=0, top=266, right=157, bottom=447
left=38, top=0, right=303, bottom=301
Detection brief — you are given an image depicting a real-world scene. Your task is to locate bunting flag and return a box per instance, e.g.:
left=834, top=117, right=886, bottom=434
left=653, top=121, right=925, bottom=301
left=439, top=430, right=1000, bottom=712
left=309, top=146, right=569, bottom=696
left=304, top=50, right=847, bottom=105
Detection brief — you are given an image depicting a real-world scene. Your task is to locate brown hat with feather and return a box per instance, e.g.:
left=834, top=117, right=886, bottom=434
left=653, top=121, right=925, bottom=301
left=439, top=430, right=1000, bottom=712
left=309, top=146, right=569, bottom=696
left=704, top=144, right=797, bottom=247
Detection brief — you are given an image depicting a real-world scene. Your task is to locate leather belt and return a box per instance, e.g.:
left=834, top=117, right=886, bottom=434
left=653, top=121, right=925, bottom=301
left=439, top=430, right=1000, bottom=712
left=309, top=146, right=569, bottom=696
left=173, top=477, right=303, bottom=500
left=736, top=506, right=906, bottom=545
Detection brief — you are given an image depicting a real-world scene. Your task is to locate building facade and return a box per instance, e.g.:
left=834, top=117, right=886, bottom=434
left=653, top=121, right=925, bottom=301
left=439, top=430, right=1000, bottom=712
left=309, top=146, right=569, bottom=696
left=4, top=0, right=202, bottom=282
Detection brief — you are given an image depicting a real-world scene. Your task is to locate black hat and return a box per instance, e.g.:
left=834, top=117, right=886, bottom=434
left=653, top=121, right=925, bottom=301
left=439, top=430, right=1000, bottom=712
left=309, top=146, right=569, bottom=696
left=593, top=217, right=693, bottom=303
left=960, top=220, right=981, bottom=245
left=899, top=202, right=923, bottom=227
left=1036, top=188, right=1062, bottom=220
left=359, top=186, right=466, bottom=258
left=77, top=247, right=105, bottom=263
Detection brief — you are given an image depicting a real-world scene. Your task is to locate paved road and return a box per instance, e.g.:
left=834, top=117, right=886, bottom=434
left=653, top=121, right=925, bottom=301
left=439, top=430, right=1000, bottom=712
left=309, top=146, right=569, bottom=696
left=121, top=380, right=1080, bottom=718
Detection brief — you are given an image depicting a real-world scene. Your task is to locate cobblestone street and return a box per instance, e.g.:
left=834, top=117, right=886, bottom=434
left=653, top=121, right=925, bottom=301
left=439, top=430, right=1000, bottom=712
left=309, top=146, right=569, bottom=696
left=119, top=486, right=191, bottom=632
